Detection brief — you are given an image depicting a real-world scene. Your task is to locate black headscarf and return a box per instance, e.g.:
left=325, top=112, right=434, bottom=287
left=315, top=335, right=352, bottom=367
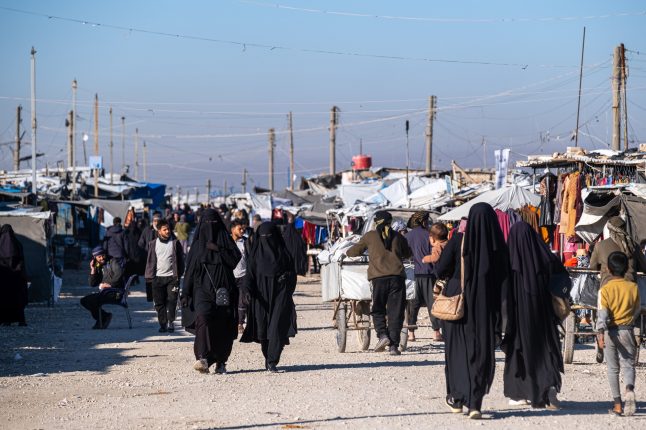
left=0, top=225, right=25, bottom=273
left=249, top=222, right=291, bottom=277
left=374, top=210, right=394, bottom=251
left=281, top=223, right=308, bottom=276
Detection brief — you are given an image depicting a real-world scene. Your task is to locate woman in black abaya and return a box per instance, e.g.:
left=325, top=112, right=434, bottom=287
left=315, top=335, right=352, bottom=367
left=280, top=212, right=308, bottom=277
left=0, top=225, right=28, bottom=326
left=240, top=222, right=296, bottom=372
left=502, top=221, right=564, bottom=408
left=181, top=208, right=241, bottom=375
left=435, top=203, right=509, bottom=419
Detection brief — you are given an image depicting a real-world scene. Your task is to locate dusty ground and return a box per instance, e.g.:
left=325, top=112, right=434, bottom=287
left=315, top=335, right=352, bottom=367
left=1, top=270, right=645, bottom=430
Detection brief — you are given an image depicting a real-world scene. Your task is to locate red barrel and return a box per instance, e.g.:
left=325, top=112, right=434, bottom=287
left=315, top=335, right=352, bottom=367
left=352, top=154, right=372, bottom=170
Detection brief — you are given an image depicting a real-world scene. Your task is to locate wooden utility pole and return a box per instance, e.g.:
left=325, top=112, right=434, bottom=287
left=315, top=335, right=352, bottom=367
left=109, top=107, right=114, bottom=184
left=206, top=179, right=211, bottom=205
left=93, top=94, right=99, bottom=197
left=425, top=96, right=436, bottom=174
left=612, top=45, right=622, bottom=151
left=66, top=110, right=74, bottom=170
left=242, top=168, right=247, bottom=193
left=621, top=44, right=629, bottom=151
left=30, top=47, right=37, bottom=195
left=289, top=111, right=295, bottom=190
left=143, top=140, right=147, bottom=181
left=224, top=179, right=228, bottom=199
left=121, top=116, right=126, bottom=173
left=71, top=79, right=77, bottom=168
left=329, top=106, right=338, bottom=175
left=13, top=105, right=22, bottom=171
left=134, top=128, right=139, bottom=181
left=268, top=128, right=275, bottom=191
left=574, top=27, right=586, bottom=147
left=482, top=137, right=487, bottom=169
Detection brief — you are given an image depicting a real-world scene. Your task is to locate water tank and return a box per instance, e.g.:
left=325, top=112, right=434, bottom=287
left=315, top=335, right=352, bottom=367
left=352, top=154, right=372, bottom=171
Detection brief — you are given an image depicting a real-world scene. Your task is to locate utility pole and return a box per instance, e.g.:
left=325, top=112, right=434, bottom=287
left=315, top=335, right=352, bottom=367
left=425, top=96, right=436, bottom=174
left=268, top=128, right=275, bottom=191
left=289, top=111, right=295, bottom=190
left=121, top=116, right=126, bottom=173
left=329, top=106, right=338, bottom=175
left=134, top=128, right=139, bottom=181
left=224, top=179, right=228, bottom=199
left=242, top=168, right=247, bottom=194
left=66, top=110, right=74, bottom=169
left=109, top=107, right=114, bottom=184
left=13, top=105, right=22, bottom=171
left=93, top=93, right=99, bottom=198
left=143, top=140, right=147, bottom=181
left=72, top=79, right=77, bottom=168
left=405, top=120, right=410, bottom=196
left=574, top=27, right=586, bottom=147
left=612, top=45, right=622, bottom=151
left=482, top=137, right=487, bottom=169
left=621, top=44, right=629, bottom=151
left=206, top=179, right=211, bottom=205
left=30, top=47, right=37, bottom=195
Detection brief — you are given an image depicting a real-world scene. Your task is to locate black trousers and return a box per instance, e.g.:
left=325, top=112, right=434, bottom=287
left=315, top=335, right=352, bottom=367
left=80, top=289, right=122, bottom=322
left=152, top=276, right=178, bottom=327
left=261, top=339, right=285, bottom=367
left=194, top=314, right=234, bottom=366
left=236, top=277, right=247, bottom=325
left=407, top=276, right=441, bottom=331
left=371, top=276, right=406, bottom=347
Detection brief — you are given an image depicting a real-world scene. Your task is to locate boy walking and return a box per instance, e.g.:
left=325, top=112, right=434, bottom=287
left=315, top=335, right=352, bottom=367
left=596, top=251, right=641, bottom=416
left=145, top=219, right=184, bottom=333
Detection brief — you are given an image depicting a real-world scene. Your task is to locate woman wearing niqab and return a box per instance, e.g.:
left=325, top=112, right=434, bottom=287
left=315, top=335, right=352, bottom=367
left=240, top=222, right=296, bottom=372
left=502, top=221, right=564, bottom=408
left=0, top=225, right=28, bottom=326
left=435, top=203, right=510, bottom=418
left=280, top=212, right=308, bottom=277
left=181, top=209, right=241, bottom=375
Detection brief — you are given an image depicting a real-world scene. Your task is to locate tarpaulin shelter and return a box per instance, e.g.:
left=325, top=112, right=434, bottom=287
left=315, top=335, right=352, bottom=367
left=438, top=184, right=540, bottom=221
left=0, top=211, right=54, bottom=303
left=129, top=183, right=166, bottom=209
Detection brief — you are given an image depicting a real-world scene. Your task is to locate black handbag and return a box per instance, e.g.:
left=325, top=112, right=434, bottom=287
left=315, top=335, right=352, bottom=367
left=203, top=263, right=230, bottom=307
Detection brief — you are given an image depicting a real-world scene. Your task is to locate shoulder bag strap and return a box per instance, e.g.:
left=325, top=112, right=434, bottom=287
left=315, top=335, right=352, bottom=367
left=202, top=262, right=216, bottom=288
left=460, top=236, right=465, bottom=294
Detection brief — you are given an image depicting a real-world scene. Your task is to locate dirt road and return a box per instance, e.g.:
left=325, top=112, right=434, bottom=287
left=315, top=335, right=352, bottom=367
left=1, top=270, right=643, bottom=429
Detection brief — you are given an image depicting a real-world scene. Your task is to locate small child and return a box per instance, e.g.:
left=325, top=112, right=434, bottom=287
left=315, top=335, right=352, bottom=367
left=596, top=251, right=641, bottom=416
left=422, top=222, right=449, bottom=342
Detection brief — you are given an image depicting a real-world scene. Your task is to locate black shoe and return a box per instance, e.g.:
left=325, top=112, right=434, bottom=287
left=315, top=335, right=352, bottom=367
left=101, top=313, right=112, bottom=329
left=215, top=363, right=227, bottom=374
left=167, top=323, right=174, bottom=333
left=158, top=326, right=168, bottom=333
left=92, top=321, right=102, bottom=330
left=267, top=364, right=278, bottom=373
left=389, top=345, right=401, bottom=356
left=445, top=397, right=463, bottom=414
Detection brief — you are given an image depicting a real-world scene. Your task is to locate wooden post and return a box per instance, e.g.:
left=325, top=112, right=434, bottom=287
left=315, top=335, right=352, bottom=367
left=207, top=179, right=211, bottom=205
left=425, top=96, right=436, bottom=174
left=268, top=128, right=275, bottom=191
left=93, top=93, right=99, bottom=198
left=612, top=45, right=622, bottom=151
left=289, top=111, right=295, bottom=190
left=121, top=116, right=126, bottom=173
left=242, top=168, right=247, bottom=193
left=143, top=140, right=147, bottom=181
left=66, top=110, right=73, bottom=170
left=621, top=44, right=629, bottom=151
left=574, top=27, right=586, bottom=147
left=329, top=106, right=338, bottom=175
left=134, top=128, right=139, bottom=181
left=13, top=105, right=21, bottom=171
left=109, top=107, right=114, bottom=184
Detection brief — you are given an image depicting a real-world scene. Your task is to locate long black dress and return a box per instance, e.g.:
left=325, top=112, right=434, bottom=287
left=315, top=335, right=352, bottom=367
left=435, top=202, right=509, bottom=412
left=0, top=225, right=28, bottom=325
left=240, top=222, right=297, bottom=370
left=502, top=221, right=564, bottom=407
left=281, top=223, right=308, bottom=277
left=182, top=209, right=241, bottom=367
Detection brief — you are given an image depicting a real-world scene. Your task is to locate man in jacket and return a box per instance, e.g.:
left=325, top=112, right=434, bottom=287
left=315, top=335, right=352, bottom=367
left=145, top=219, right=185, bottom=333
left=80, top=246, right=125, bottom=329
left=139, top=211, right=161, bottom=301
left=346, top=211, right=411, bottom=355
left=103, top=217, right=129, bottom=267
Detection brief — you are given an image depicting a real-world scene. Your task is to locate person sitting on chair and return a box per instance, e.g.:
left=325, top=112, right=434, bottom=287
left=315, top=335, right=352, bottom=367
left=80, top=246, right=125, bottom=329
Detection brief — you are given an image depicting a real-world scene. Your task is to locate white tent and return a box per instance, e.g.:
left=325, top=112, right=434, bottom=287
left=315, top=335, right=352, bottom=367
left=438, top=184, right=540, bottom=221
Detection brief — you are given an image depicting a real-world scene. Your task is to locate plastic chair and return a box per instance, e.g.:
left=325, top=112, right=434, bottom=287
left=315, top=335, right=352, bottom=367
left=98, top=275, right=136, bottom=329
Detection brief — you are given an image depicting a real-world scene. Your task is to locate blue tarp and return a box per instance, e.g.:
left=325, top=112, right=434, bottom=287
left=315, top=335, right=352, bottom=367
left=130, top=183, right=166, bottom=209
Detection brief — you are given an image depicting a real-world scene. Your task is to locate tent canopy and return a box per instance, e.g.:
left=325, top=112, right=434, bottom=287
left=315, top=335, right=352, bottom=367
left=438, top=184, right=540, bottom=221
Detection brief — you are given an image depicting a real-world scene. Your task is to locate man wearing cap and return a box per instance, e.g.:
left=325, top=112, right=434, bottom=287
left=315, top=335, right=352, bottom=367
left=138, top=211, right=162, bottom=301
left=346, top=210, right=412, bottom=355
left=80, top=246, right=125, bottom=329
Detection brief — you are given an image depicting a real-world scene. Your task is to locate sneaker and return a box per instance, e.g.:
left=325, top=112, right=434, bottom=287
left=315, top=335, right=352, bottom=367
left=468, top=410, right=482, bottom=420
left=193, top=359, right=209, bottom=374
left=445, top=397, right=463, bottom=414
left=101, top=313, right=112, bottom=329
left=374, top=337, right=390, bottom=352
left=158, top=326, right=168, bottom=333
left=624, top=390, right=636, bottom=416
left=547, top=386, right=560, bottom=410
left=508, top=399, right=531, bottom=406
left=214, top=363, right=227, bottom=375
left=389, top=345, right=401, bottom=356
left=167, top=323, right=174, bottom=333
left=267, top=364, right=278, bottom=373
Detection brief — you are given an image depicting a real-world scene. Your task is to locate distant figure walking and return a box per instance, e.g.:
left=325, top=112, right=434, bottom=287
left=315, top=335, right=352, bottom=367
left=435, top=203, right=509, bottom=419
left=240, top=222, right=297, bottom=372
left=182, top=209, right=241, bottom=375
left=0, top=225, right=28, bottom=326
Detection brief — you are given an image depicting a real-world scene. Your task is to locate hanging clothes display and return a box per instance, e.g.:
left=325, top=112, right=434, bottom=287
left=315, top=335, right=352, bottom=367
left=538, top=173, right=557, bottom=227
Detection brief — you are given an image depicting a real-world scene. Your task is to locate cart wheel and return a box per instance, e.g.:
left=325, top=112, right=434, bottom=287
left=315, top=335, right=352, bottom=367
left=595, top=339, right=604, bottom=363
left=336, top=303, right=347, bottom=353
left=563, top=311, right=575, bottom=364
left=357, top=326, right=371, bottom=351
left=400, top=327, right=409, bottom=352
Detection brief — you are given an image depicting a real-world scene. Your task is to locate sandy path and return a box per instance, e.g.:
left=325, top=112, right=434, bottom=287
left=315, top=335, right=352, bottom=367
left=1, top=270, right=644, bottom=429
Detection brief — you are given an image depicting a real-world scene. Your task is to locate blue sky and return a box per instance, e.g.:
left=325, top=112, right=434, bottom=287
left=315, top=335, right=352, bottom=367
left=1, top=1, right=645, bottom=194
